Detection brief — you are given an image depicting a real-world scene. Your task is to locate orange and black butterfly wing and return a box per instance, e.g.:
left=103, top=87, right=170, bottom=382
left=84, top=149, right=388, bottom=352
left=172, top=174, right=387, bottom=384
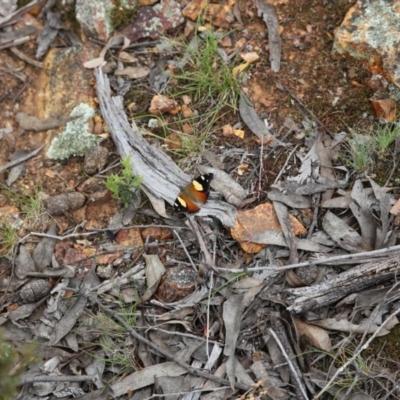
left=174, top=174, right=213, bottom=213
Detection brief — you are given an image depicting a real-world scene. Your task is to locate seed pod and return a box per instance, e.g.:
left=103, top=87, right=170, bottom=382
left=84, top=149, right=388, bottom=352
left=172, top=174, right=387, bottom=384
left=20, top=279, right=51, bottom=303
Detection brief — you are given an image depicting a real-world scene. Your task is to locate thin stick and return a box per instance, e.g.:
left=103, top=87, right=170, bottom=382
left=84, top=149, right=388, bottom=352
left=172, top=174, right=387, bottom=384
left=217, top=245, right=400, bottom=273
left=10, top=47, right=44, bottom=68
left=0, top=145, right=44, bottom=173
left=274, top=144, right=299, bottom=184
left=269, top=328, right=309, bottom=400
left=173, top=229, right=197, bottom=272
left=21, top=375, right=98, bottom=384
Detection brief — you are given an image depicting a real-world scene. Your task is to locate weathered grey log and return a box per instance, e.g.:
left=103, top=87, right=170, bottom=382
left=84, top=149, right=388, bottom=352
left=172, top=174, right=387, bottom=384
left=95, top=68, right=236, bottom=226
left=286, top=255, right=400, bottom=314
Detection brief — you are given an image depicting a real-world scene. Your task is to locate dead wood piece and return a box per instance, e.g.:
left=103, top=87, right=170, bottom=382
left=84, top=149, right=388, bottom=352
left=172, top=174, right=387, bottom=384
left=286, top=255, right=400, bottom=314
left=95, top=68, right=236, bottom=226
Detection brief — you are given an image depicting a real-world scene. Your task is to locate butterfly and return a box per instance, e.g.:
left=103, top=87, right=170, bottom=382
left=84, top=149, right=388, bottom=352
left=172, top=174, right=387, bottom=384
left=174, top=173, right=213, bottom=213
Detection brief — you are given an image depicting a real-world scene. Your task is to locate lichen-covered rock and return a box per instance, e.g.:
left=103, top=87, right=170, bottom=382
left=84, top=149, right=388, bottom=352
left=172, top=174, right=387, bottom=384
left=333, top=0, right=400, bottom=88
left=47, top=103, right=102, bottom=160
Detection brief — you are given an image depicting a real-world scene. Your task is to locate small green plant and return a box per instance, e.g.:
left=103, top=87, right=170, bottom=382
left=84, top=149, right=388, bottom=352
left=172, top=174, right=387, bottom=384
left=374, top=123, right=400, bottom=156
left=173, top=30, right=240, bottom=112
left=80, top=297, right=139, bottom=378
left=0, top=221, right=18, bottom=256
left=343, top=132, right=375, bottom=172
left=1, top=185, right=42, bottom=218
left=105, top=157, right=143, bottom=207
left=0, top=332, right=38, bottom=400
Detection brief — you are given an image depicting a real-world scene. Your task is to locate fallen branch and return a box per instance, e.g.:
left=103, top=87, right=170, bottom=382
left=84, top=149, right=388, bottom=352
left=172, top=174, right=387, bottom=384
left=286, top=254, right=400, bottom=314
left=217, top=245, right=400, bottom=273
left=0, top=145, right=44, bottom=173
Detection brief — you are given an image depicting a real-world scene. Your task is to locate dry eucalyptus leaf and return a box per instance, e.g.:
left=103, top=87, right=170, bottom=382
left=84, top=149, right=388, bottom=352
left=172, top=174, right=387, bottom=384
left=111, top=362, right=186, bottom=397
left=322, top=211, right=367, bottom=253
left=230, top=202, right=306, bottom=253
left=350, top=180, right=376, bottom=249
left=239, top=93, right=272, bottom=139
left=115, top=66, right=151, bottom=79
left=49, top=269, right=100, bottom=345
left=141, top=254, right=165, bottom=302
left=84, top=35, right=130, bottom=69
left=268, top=187, right=311, bottom=208
left=293, top=317, right=332, bottom=351
left=256, top=0, right=281, bottom=72
left=32, top=222, right=57, bottom=268
left=15, top=245, right=36, bottom=279
left=198, top=165, right=247, bottom=206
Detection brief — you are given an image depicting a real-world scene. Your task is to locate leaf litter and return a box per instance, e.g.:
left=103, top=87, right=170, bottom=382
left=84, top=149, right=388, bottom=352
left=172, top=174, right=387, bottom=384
left=1, top=0, right=400, bottom=399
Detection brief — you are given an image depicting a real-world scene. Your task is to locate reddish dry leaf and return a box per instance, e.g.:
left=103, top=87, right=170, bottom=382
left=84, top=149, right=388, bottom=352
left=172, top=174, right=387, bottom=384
left=181, top=104, right=194, bottom=118
left=390, top=198, right=400, bottom=215
left=149, top=95, right=181, bottom=115
left=293, top=317, right=332, bottom=351
left=222, top=124, right=234, bottom=137
left=240, top=52, right=260, bottom=63
left=234, top=129, right=245, bottom=139
left=165, top=133, right=182, bottom=149
left=370, top=98, right=397, bottom=121
left=230, top=202, right=306, bottom=253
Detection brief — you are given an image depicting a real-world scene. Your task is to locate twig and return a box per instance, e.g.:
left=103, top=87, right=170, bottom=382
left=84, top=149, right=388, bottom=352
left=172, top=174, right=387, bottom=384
left=148, top=327, right=223, bottom=347
left=269, top=327, right=309, bottom=400
left=274, top=144, right=299, bottom=184
left=384, top=153, right=400, bottom=187
left=0, top=144, right=44, bottom=173
left=21, top=374, right=97, bottom=384
left=9, top=47, right=44, bottom=68
left=78, top=289, right=251, bottom=392
left=306, top=192, right=321, bottom=239
left=173, top=229, right=197, bottom=272
left=313, top=306, right=400, bottom=399
left=217, top=245, right=400, bottom=273
left=143, top=386, right=229, bottom=400
left=12, top=78, right=31, bottom=103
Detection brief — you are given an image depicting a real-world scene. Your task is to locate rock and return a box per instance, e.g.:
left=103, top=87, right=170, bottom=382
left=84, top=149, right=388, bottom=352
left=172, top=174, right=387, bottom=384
left=333, top=0, right=400, bottom=88
left=84, top=146, right=109, bottom=174
left=75, top=0, right=114, bottom=41
left=31, top=46, right=97, bottom=155
left=45, top=192, right=86, bottom=215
